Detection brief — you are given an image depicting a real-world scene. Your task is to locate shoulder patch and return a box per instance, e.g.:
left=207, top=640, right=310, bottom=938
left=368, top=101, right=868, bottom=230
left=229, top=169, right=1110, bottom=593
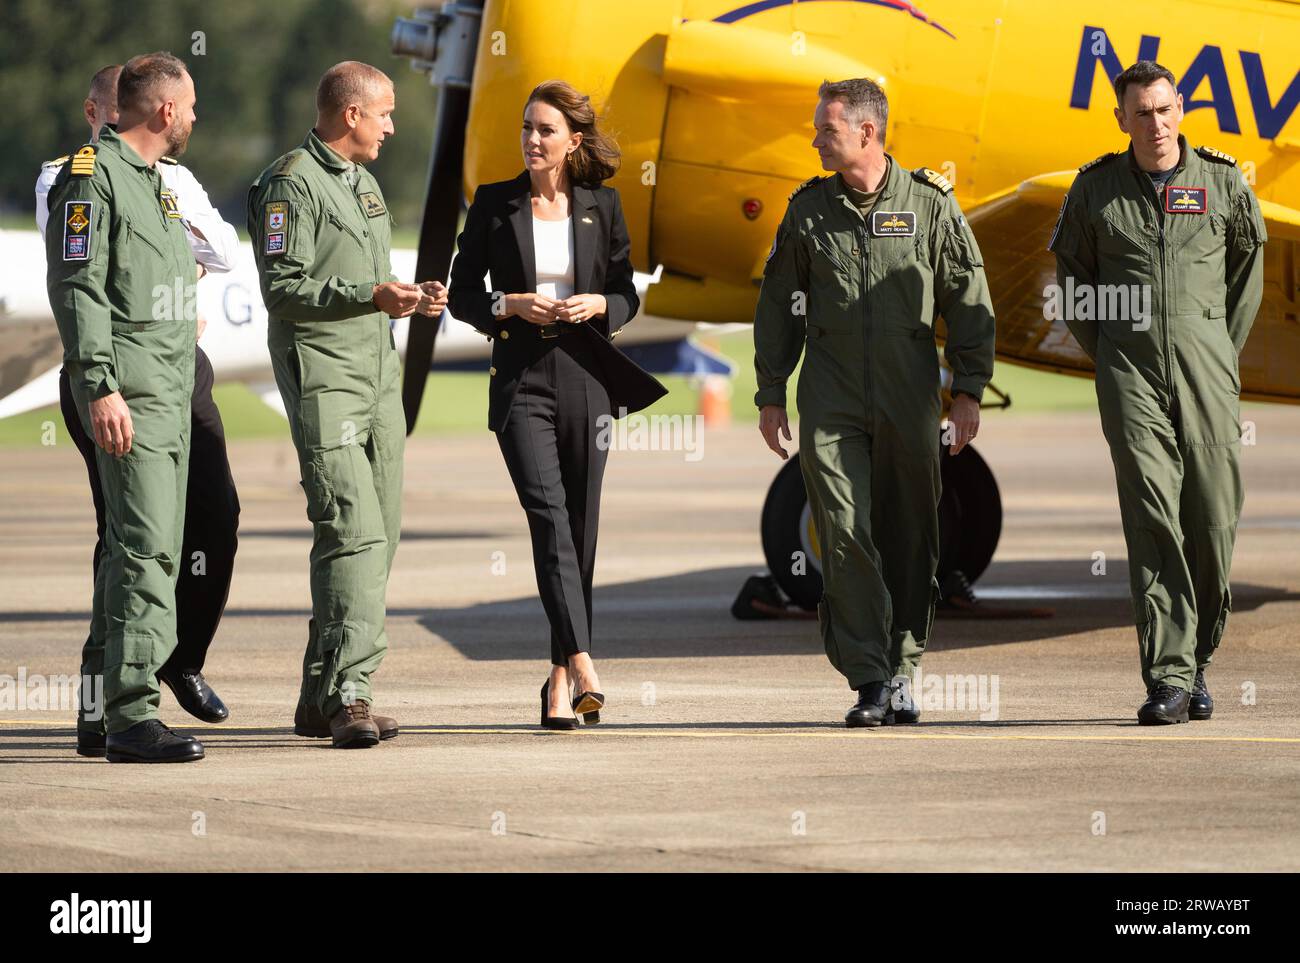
left=42, top=154, right=69, bottom=169
left=63, top=200, right=93, bottom=261
left=68, top=145, right=96, bottom=178
left=271, top=152, right=303, bottom=178
left=1078, top=152, right=1118, bottom=175
left=788, top=176, right=822, bottom=201
left=159, top=155, right=179, bottom=166
left=912, top=167, right=953, bottom=195
left=1196, top=145, right=1237, bottom=166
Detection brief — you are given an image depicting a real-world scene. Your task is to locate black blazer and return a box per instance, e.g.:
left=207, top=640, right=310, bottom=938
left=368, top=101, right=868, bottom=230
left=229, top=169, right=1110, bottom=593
left=448, top=171, right=667, bottom=432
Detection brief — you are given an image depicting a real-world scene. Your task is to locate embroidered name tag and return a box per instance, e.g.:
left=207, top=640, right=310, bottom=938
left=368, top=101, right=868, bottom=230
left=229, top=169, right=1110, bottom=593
left=63, top=201, right=93, bottom=260
left=871, top=210, right=916, bottom=236
left=359, top=191, right=386, bottom=217
left=160, top=189, right=182, bottom=219
left=1165, top=186, right=1207, bottom=214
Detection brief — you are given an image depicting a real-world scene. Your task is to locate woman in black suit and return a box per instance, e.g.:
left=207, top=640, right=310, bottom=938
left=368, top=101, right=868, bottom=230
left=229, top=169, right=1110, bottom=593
left=449, top=80, right=666, bottom=730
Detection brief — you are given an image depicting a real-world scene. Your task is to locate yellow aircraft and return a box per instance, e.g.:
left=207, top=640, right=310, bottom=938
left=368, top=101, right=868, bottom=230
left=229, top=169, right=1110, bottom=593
left=393, top=0, right=1300, bottom=609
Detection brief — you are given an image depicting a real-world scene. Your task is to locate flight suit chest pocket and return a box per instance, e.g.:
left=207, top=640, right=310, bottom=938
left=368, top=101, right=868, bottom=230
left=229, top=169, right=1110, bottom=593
left=325, top=210, right=366, bottom=249
left=1097, top=210, right=1152, bottom=276
left=116, top=215, right=173, bottom=320
left=808, top=233, right=856, bottom=314
left=1175, top=212, right=1227, bottom=315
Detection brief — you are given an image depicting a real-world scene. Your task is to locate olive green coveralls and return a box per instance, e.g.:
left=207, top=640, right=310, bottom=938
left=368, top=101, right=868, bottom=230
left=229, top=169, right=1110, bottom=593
left=755, top=160, right=996, bottom=688
left=46, top=128, right=196, bottom=734
left=248, top=131, right=405, bottom=718
left=1051, top=137, right=1266, bottom=691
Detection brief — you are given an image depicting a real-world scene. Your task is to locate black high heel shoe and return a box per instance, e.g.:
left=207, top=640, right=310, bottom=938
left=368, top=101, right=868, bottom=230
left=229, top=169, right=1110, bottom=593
left=571, top=689, right=605, bottom=726
left=540, top=680, right=579, bottom=731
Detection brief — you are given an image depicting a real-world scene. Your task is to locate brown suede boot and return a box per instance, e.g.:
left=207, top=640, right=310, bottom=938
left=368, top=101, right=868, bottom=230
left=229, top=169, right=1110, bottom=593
left=295, top=701, right=398, bottom=741
left=329, top=703, right=380, bottom=748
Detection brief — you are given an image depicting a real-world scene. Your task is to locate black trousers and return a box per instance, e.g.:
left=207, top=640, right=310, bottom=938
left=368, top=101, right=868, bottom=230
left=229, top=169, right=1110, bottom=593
left=59, top=346, right=240, bottom=677
left=496, top=337, right=610, bottom=666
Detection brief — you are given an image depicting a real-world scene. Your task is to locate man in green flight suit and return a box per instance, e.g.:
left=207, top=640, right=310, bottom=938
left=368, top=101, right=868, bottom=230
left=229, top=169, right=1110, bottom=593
left=754, top=78, right=996, bottom=728
left=46, top=52, right=205, bottom=763
left=1050, top=61, right=1266, bottom=725
left=248, top=61, right=445, bottom=748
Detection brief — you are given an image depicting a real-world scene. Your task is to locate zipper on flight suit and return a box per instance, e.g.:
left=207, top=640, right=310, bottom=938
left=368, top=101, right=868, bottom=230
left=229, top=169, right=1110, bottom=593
left=1136, top=173, right=1175, bottom=406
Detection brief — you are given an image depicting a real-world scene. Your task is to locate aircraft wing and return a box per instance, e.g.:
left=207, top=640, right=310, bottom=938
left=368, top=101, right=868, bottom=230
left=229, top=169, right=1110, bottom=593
left=964, top=173, right=1300, bottom=405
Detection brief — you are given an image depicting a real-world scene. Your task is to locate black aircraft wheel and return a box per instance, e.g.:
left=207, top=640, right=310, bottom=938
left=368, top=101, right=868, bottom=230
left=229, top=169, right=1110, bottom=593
left=759, top=441, right=1002, bottom=611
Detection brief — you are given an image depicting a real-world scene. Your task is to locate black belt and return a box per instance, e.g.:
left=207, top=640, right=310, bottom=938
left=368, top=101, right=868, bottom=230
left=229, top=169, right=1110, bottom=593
left=536, top=322, right=581, bottom=339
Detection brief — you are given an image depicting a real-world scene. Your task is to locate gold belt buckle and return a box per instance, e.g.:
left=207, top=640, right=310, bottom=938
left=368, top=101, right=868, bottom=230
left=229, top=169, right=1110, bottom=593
left=539, top=323, right=560, bottom=339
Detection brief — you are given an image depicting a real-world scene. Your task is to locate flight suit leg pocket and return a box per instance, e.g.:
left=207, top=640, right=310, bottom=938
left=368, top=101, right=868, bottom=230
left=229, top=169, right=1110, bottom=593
left=117, top=454, right=180, bottom=556
left=300, top=453, right=338, bottom=525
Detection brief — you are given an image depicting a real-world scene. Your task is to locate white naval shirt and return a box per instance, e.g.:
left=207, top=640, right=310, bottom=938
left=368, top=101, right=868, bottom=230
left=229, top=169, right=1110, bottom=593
left=35, top=147, right=240, bottom=274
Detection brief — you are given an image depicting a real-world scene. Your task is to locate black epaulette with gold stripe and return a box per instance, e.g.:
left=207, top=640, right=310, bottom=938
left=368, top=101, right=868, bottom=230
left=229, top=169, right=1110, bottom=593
left=68, top=145, right=97, bottom=177
left=1078, top=152, right=1118, bottom=175
left=788, top=176, right=822, bottom=201
left=43, top=154, right=69, bottom=168
left=912, top=167, right=953, bottom=194
left=1196, top=145, right=1237, bottom=166
left=159, top=155, right=179, bottom=165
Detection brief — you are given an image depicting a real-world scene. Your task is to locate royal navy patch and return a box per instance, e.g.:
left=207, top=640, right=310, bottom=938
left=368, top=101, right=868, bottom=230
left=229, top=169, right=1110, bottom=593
left=1196, top=145, right=1237, bottom=166
left=264, top=201, right=288, bottom=255
left=359, top=191, right=386, bottom=217
left=1165, top=186, right=1207, bottom=214
left=69, top=145, right=96, bottom=177
left=912, top=167, right=953, bottom=194
left=63, top=200, right=93, bottom=260
left=871, top=210, right=917, bottom=236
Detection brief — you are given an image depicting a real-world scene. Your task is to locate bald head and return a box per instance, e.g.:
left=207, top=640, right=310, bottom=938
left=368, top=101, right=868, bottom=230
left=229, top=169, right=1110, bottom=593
left=314, top=61, right=396, bottom=163
left=84, top=64, right=122, bottom=139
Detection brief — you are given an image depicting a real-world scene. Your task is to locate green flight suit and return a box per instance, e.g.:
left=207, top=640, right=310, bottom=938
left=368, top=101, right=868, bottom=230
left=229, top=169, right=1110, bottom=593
left=1050, top=137, right=1266, bottom=691
left=45, top=128, right=196, bottom=734
left=754, top=159, right=996, bottom=688
left=248, top=131, right=404, bottom=718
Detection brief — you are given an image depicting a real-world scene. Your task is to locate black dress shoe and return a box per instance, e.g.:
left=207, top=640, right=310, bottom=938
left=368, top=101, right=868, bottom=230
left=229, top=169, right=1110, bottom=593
left=1137, top=684, right=1191, bottom=725
left=105, top=720, right=205, bottom=763
left=1189, top=670, right=1214, bottom=721
left=76, top=729, right=106, bottom=758
left=540, top=681, right=579, bottom=731
left=846, top=682, right=896, bottom=728
left=158, top=670, right=229, bottom=724
left=891, top=674, right=920, bottom=724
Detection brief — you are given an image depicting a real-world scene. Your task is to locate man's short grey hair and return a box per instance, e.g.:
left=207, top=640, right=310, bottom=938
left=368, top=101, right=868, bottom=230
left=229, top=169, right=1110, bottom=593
left=818, top=77, right=888, bottom=143
left=88, top=65, right=122, bottom=112
left=316, top=61, right=393, bottom=117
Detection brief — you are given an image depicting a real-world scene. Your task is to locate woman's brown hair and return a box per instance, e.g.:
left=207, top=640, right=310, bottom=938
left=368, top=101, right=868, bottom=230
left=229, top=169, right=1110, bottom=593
left=526, top=80, right=620, bottom=187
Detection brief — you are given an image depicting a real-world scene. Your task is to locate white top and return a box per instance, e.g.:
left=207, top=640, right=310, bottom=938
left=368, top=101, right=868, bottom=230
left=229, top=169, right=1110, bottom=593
left=35, top=153, right=241, bottom=274
left=532, top=215, right=574, bottom=301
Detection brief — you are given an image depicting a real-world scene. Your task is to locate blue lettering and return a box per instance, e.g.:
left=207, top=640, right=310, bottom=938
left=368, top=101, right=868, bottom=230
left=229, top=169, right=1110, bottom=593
left=1179, top=45, right=1241, bottom=134
left=1070, top=26, right=1161, bottom=110
left=1240, top=51, right=1300, bottom=140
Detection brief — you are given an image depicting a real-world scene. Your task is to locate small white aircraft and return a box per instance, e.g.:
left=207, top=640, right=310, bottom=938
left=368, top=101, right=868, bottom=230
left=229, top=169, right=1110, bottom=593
left=0, top=228, right=734, bottom=421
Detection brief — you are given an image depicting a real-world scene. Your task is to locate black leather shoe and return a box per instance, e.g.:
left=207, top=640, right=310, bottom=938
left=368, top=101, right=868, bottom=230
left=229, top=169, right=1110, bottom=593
left=106, top=720, right=205, bottom=763
left=891, top=674, right=920, bottom=724
left=76, top=729, right=106, bottom=758
left=158, top=670, right=229, bottom=724
left=1189, top=670, right=1213, bottom=721
left=846, top=682, right=895, bottom=728
left=1137, top=684, right=1191, bottom=725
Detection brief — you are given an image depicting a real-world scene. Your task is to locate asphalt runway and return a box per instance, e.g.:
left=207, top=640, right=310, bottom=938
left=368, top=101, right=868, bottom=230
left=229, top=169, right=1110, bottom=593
left=2, top=406, right=1298, bottom=871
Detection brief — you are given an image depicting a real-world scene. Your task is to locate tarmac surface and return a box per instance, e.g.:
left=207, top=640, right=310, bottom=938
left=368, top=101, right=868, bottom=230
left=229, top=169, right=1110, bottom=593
left=2, top=406, right=1298, bottom=871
